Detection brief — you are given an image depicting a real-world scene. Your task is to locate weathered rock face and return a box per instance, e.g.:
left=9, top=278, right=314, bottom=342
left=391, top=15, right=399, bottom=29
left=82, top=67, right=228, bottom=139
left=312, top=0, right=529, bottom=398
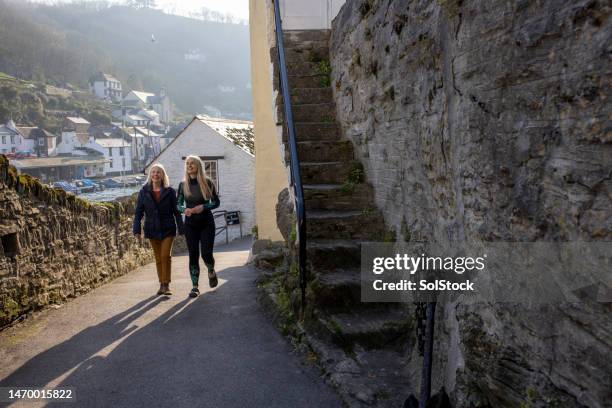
left=0, top=156, right=153, bottom=327
left=330, top=1, right=611, bottom=406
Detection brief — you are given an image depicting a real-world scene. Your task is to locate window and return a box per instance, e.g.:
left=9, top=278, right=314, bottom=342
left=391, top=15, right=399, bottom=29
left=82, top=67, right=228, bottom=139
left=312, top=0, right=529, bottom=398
left=202, top=160, right=219, bottom=192
left=119, top=147, right=124, bottom=156
left=122, top=158, right=126, bottom=167
left=10, top=135, right=15, bottom=144
left=108, top=147, right=113, bottom=156
left=1, top=136, right=5, bottom=144
left=109, top=159, right=113, bottom=169
left=38, top=138, right=45, bottom=146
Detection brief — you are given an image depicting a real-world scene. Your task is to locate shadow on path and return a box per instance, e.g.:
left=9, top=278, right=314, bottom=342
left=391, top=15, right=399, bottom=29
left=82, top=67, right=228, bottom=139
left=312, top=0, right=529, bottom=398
left=2, top=260, right=340, bottom=408
left=0, top=296, right=165, bottom=391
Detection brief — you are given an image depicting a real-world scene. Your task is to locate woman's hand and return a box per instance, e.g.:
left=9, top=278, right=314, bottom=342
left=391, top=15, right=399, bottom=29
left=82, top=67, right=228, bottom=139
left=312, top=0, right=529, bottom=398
left=184, top=207, right=193, bottom=216
left=191, top=204, right=205, bottom=214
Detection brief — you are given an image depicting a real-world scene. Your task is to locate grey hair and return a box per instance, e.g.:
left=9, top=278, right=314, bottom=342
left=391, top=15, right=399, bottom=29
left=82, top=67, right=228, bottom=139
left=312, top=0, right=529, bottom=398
left=145, top=163, right=170, bottom=188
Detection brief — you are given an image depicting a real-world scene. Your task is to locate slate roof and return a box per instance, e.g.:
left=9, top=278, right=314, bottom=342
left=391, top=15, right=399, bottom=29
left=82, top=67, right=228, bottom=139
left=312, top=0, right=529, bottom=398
left=95, top=138, right=131, bottom=148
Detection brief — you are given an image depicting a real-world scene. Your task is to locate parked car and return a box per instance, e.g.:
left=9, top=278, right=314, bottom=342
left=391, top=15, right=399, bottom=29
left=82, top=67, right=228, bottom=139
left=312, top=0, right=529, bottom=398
left=74, top=180, right=95, bottom=194
left=15, top=151, right=35, bottom=159
left=100, top=178, right=123, bottom=188
left=52, top=181, right=78, bottom=194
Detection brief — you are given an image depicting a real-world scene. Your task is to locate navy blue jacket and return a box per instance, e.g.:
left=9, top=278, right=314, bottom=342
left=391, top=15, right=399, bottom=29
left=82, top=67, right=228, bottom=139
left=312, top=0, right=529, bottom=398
left=133, top=184, right=184, bottom=240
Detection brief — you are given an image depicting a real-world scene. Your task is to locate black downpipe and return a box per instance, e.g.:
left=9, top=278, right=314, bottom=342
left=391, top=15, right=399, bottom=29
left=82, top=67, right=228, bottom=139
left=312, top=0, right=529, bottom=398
left=273, top=0, right=308, bottom=313
left=420, top=302, right=436, bottom=408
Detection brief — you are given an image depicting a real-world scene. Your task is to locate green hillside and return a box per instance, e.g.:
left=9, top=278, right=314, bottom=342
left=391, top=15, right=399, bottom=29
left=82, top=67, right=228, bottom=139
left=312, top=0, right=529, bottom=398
left=0, top=1, right=252, bottom=119
left=0, top=71, right=112, bottom=133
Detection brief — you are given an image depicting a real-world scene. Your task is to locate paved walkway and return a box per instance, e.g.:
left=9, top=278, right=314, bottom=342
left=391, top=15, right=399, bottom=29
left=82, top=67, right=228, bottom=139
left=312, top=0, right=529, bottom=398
left=0, top=238, right=341, bottom=407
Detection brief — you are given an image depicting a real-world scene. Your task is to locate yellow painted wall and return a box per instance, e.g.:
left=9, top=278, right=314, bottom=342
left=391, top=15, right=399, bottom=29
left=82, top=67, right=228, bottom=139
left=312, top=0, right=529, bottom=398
left=249, top=0, right=287, bottom=241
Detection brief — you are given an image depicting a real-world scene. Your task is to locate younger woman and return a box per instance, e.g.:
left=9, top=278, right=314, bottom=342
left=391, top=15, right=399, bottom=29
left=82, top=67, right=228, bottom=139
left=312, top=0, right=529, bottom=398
left=133, top=163, right=184, bottom=295
left=177, top=155, right=220, bottom=298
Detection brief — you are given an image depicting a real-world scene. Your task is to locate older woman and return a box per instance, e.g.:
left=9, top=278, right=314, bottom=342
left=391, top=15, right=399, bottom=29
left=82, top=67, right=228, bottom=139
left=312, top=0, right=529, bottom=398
left=133, top=163, right=184, bottom=296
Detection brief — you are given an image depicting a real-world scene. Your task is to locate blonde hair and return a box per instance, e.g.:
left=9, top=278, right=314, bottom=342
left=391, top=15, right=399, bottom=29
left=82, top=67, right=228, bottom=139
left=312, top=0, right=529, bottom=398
left=145, top=163, right=170, bottom=188
left=183, top=155, right=213, bottom=199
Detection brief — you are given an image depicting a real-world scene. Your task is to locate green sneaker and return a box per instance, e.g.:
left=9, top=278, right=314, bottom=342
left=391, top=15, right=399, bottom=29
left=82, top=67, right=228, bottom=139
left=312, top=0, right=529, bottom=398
left=189, top=287, right=200, bottom=298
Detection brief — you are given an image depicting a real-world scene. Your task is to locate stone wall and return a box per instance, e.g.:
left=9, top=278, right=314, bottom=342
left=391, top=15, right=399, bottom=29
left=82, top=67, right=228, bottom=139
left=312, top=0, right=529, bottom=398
left=0, top=156, right=153, bottom=327
left=330, top=1, right=610, bottom=407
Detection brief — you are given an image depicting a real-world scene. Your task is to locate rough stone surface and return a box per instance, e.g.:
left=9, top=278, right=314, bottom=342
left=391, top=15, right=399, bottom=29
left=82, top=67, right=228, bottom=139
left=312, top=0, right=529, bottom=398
left=330, top=1, right=611, bottom=407
left=0, top=156, right=153, bottom=327
left=276, top=187, right=295, bottom=243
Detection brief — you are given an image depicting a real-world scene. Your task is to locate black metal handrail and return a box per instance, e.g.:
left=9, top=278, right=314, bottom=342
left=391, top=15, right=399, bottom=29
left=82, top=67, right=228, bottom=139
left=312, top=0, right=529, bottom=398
left=273, top=0, right=308, bottom=313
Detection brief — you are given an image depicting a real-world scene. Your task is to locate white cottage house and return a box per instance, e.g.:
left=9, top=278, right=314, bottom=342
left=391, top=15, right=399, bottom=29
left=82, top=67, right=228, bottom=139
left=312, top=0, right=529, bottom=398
left=123, top=89, right=172, bottom=124
left=145, top=116, right=255, bottom=243
left=89, top=72, right=122, bottom=101
left=91, top=138, right=132, bottom=175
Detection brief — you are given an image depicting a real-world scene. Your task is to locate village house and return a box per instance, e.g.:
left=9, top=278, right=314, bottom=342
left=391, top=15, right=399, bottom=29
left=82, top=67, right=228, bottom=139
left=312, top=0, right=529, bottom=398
left=56, top=117, right=92, bottom=155
left=122, top=89, right=172, bottom=124
left=120, top=126, right=162, bottom=172
left=89, top=72, right=122, bottom=102
left=0, top=120, right=57, bottom=157
left=145, top=116, right=255, bottom=243
left=91, top=138, right=132, bottom=176
left=55, top=116, right=133, bottom=176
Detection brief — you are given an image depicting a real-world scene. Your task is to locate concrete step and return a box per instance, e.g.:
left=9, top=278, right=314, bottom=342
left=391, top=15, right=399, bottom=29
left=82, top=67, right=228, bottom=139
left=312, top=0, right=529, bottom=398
left=304, top=183, right=373, bottom=211
left=310, top=269, right=397, bottom=312
left=285, top=61, right=330, bottom=77
left=283, top=30, right=330, bottom=44
left=274, top=74, right=330, bottom=92
left=278, top=103, right=336, bottom=124
left=306, top=239, right=362, bottom=270
left=310, top=270, right=360, bottom=311
left=288, top=140, right=353, bottom=163
left=300, top=161, right=352, bottom=184
left=306, top=209, right=386, bottom=240
left=308, top=308, right=412, bottom=350
left=284, top=40, right=330, bottom=53
left=283, top=122, right=341, bottom=142
left=271, top=46, right=330, bottom=64
left=278, top=87, right=334, bottom=105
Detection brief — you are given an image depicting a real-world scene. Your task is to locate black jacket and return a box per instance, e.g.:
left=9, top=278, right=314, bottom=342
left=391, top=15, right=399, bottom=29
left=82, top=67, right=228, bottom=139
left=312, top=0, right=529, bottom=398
left=177, top=178, right=220, bottom=226
left=133, top=184, right=184, bottom=240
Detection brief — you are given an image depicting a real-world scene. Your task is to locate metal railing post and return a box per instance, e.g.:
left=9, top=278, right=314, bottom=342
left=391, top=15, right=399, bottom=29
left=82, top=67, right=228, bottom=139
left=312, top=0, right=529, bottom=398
left=273, top=0, right=308, bottom=315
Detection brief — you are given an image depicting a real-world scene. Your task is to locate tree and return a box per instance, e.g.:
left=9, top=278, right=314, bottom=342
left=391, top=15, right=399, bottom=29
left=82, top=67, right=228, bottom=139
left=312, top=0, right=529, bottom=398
left=126, top=0, right=157, bottom=9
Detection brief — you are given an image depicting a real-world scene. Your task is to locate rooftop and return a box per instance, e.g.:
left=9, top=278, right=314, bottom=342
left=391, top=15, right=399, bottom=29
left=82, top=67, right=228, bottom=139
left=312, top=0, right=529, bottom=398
left=95, top=138, right=131, bottom=148
left=66, top=117, right=91, bottom=125
left=11, top=155, right=108, bottom=169
left=91, top=72, right=120, bottom=83
left=197, top=116, right=254, bottom=155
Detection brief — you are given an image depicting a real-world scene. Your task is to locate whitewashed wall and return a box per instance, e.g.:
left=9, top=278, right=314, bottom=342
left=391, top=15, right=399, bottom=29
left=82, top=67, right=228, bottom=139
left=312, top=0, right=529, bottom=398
left=279, top=0, right=345, bottom=29
left=150, top=119, right=255, bottom=244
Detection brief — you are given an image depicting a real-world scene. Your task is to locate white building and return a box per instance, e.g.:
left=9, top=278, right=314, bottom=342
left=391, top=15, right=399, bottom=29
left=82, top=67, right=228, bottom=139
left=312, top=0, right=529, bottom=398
left=145, top=116, right=255, bottom=243
left=56, top=117, right=91, bottom=155
left=0, top=120, right=25, bottom=154
left=123, top=89, right=172, bottom=124
left=0, top=120, right=57, bottom=157
left=121, top=126, right=162, bottom=171
left=88, top=138, right=132, bottom=176
left=89, top=72, right=122, bottom=101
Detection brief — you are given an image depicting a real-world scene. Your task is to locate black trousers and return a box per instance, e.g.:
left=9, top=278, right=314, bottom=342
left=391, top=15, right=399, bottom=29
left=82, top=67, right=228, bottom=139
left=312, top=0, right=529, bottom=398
left=185, top=220, right=215, bottom=286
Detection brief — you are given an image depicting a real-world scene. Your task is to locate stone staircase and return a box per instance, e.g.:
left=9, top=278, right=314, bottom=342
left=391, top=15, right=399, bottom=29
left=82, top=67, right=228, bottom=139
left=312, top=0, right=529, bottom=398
left=271, top=30, right=412, bottom=406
